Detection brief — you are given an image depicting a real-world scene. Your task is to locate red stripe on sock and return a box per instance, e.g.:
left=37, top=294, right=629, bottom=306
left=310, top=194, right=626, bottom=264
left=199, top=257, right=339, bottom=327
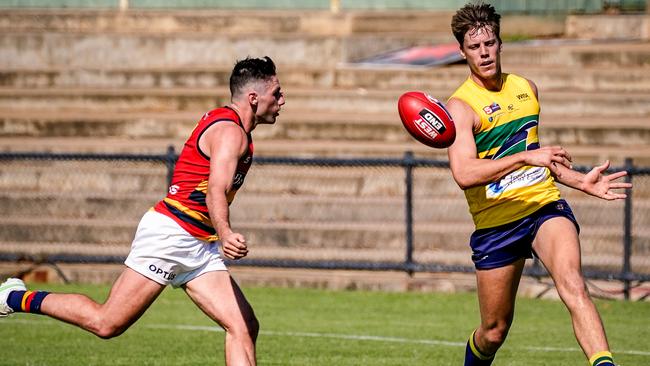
left=24, top=292, right=36, bottom=312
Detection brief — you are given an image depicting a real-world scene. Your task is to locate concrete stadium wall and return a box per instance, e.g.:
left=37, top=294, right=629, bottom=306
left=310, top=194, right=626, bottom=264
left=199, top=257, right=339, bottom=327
left=567, top=13, right=650, bottom=40
left=0, top=0, right=610, bottom=13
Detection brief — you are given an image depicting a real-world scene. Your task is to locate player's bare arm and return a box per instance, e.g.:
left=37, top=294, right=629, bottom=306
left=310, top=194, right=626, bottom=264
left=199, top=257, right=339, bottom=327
left=446, top=97, right=572, bottom=189
left=202, top=122, right=250, bottom=260
left=550, top=160, right=632, bottom=200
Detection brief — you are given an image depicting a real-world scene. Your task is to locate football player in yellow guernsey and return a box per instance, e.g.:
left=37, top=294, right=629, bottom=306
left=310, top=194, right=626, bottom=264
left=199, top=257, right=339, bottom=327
left=446, top=3, right=632, bottom=366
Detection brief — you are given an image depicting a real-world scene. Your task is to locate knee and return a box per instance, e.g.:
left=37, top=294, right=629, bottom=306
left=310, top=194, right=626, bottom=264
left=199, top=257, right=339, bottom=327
left=226, top=313, right=259, bottom=343
left=556, top=274, right=591, bottom=307
left=90, top=318, right=129, bottom=339
left=481, top=321, right=511, bottom=349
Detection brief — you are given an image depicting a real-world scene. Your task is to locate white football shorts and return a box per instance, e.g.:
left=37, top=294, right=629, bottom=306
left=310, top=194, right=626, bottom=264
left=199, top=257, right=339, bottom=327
left=125, top=210, right=227, bottom=288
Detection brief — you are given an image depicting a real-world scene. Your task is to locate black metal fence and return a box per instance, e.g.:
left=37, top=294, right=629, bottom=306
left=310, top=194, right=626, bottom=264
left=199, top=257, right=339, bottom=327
left=1, top=148, right=649, bottom=299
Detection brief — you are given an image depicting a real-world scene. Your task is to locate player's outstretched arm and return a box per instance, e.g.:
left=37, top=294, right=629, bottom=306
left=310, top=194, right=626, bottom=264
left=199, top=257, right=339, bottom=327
left=551, top=160, right=632, bottom=200
left=203, top=122, right=250, bottom=260
left=446, top=98, right=572, bottom=189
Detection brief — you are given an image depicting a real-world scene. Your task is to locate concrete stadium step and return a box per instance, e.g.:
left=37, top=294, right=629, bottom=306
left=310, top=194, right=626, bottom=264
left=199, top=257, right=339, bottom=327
left=1, top=87, right=649, bottom=116
left=2, top=136, right=649, bottom=165
left=2, top=110, right=649, bottom=148
left=0, top=9, right=457, bottom=36
left=336, top=65, right=650, bottom=93
left=1, top=31, right=648, bottom=70
left=0, top=31, right=448, bottom=70
left=2, top=65, right=649, bottom=93
left=0, top=160, right=168, bottom=195
left=0, top=10, right=573, bottom=41
left=0, top=10, right=646, bottom=69
left=0, top=192, right=159, bottom=221
left=0, top=160, right=458, bottom=198
left=0, top=136, right=184, bottom=154
left=0, top=218, right=643, bottom=256
left=0, top=67, right=337, bottom=90
left=0, top=241, right=131, bottom=258
left=500, top=41, right=650, bottom=69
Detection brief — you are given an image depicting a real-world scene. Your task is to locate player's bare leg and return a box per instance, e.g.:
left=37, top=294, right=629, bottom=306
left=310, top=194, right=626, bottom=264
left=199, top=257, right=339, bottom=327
left=533, top=217, right=610, bottom=358
left=40, top=267, right=165, bottom=338
left=183, top=271, right=258, bottom=366
left=474, top=258, right=525, bottom=355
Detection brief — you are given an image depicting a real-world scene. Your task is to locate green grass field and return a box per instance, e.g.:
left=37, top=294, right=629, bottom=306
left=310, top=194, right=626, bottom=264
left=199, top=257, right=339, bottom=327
left=1, top=283, right=649, bottom=365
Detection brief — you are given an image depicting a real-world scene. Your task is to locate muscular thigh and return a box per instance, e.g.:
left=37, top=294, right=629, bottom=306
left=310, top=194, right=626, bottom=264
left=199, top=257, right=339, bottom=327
left=532, top=216, right=581, bottom=278
left=183, top=271, right=255, bottom=329
left=100, top=267, right=165, bottom=326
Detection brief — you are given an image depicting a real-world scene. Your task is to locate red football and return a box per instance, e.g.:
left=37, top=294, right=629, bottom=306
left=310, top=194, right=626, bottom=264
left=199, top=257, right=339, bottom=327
left=398, top=91, right=456, bottom=148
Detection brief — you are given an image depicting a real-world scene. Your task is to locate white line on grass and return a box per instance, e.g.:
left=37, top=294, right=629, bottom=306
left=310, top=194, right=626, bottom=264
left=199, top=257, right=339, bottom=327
left=6, top=318, right=650, bottom=357
left=145, top=324, right=464, bottom=347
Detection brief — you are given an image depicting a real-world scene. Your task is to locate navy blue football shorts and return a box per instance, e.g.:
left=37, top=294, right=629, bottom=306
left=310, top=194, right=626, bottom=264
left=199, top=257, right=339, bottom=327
left=469, top=199, right=579, bottom=270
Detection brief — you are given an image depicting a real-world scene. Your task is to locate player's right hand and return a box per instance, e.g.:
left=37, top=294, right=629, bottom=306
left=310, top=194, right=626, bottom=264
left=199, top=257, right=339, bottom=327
left=220, top=232, right=248, bottom=260
left=525, top=146, right=572, bottom=171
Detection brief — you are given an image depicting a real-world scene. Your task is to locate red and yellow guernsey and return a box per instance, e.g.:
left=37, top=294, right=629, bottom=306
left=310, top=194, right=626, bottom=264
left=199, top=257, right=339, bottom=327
left=154, top=106, right=253, bottom=241
left=449, top=73, right=560, bottom=229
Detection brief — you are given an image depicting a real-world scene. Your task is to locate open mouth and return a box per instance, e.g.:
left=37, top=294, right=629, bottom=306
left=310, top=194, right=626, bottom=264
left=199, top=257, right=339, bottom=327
left=480, top=61, right=493, bottom=67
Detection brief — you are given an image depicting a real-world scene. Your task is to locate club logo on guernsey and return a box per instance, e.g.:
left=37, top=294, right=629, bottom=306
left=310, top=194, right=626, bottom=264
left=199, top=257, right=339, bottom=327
left=149, top=264, right=176, bottom=281
left=168, top=185, right=179, bottom=195
left=483, top=102, right=501, bottom=115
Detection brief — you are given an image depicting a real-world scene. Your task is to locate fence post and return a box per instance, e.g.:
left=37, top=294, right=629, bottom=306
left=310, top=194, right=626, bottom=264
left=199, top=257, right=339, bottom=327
left=403, top=151, right=415, bottom=276
left=165, top=145, right=177, bottom=187
left=623, top=158, right=633, bottom=300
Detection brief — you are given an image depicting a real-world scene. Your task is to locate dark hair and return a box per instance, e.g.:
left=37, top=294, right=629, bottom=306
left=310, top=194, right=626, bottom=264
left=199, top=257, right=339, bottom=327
left=451, top=2, right=501, bottom=46
left=229, top=56, right=277, bottom=97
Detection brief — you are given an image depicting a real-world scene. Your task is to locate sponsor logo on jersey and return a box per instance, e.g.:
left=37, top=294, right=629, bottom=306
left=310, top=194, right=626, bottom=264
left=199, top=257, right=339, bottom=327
left=483, top=102, right=501, bottom=115
left=232, top=172, right=245, bottom=188
left=148, top=264, right=177, bottom=281
left=486, top=166, right=547, bottom=198
left=516, top=93, right=530, bottom=101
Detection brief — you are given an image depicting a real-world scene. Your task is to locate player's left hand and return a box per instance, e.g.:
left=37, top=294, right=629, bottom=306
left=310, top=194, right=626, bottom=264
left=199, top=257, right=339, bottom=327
left=581, top=160, right=632, bottom=200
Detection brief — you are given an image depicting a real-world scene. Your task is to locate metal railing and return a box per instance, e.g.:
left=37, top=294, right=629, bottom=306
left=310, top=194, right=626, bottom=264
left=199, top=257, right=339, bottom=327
left=1, top=148, right=648, bottom=299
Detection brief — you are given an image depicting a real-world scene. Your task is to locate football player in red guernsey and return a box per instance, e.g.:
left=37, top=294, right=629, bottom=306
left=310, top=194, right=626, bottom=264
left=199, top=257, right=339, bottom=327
left=0, top=56, right=284, bottom=366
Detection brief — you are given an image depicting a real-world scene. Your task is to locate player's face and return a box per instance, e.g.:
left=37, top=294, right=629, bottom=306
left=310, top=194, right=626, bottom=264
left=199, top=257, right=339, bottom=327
left=460, top=26, right=502, bottom=85
left=254, top=75, right=285, bottom=125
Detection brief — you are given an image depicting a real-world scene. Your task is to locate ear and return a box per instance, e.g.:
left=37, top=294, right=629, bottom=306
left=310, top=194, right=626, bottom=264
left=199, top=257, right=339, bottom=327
left=460, top=49, right=466, bottom=59
left=248, top=91, right=258, bottom=106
